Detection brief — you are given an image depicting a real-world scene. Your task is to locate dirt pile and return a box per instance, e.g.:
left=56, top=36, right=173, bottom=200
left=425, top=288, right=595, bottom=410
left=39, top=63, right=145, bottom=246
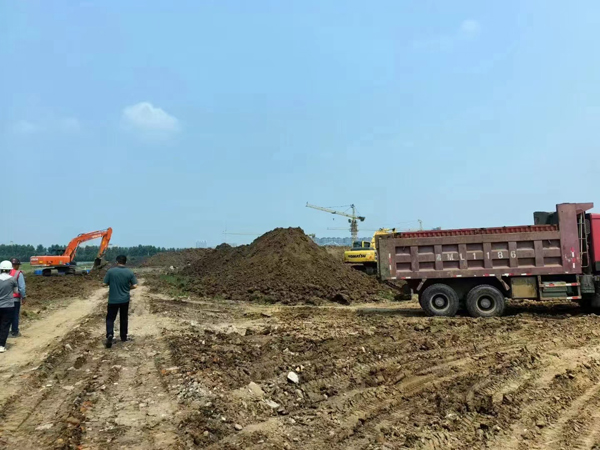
left=323, top=245, right=350, bottom=262
left=140, top=249, right=209, bottom=268
left=26, top=275, right=100, bottom=303
left=182, top=227, right=384, bottom=304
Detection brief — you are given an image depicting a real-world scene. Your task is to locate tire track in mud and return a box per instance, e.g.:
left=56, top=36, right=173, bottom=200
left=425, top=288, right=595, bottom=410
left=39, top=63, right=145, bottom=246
left=483, top=346, right=600, bottom=450
left=144, top=291, right=600, bottom=450
left=76, top=287, right=184, bottom=450
left=307, top=337, right=600, bottom=448
left=509, top=354, right=600, bottom=450
left=327, top=347, right=535, bottom=448
left=0, top=314, right=107, bottom=448
left=302, top=338, right=531, bottom=395
left=298, top=327, right=552, bottom=412
left=410, top=349, right=600, bottom=450
left=315, top=343, right=527, bottom=415
left=208, top=344, right=532, bottom=450
left=0, top=284, right=185, bottom=450
left=349, top=354, right=540, bottom=449
left=204, top=331, right=546, bottom=449
left=79, top=342, right=182, bottom=449
left=0, top=288, right=107, bottom=409
left=289, top=315, right=544, bottom=396
left=568, top=411, right=600, bottom=450
left=540, top=382, right=600, bottom=450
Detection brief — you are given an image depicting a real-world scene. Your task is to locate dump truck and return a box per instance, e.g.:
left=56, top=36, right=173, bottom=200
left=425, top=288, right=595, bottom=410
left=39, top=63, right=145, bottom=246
left=377, top=203, right=600, bottom=317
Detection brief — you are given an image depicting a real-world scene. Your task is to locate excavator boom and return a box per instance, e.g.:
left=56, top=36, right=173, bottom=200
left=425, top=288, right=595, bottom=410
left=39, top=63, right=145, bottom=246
left=63, top=228, right=113, bottom=262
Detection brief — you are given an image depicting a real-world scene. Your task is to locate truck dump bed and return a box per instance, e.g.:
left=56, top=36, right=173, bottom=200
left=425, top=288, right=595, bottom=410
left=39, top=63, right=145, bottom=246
left=378, top=203, right=593, bottom=282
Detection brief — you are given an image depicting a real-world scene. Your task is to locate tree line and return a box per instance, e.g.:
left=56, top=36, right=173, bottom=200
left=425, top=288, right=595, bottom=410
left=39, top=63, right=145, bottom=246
left=0, top=244, right=180, bottom=263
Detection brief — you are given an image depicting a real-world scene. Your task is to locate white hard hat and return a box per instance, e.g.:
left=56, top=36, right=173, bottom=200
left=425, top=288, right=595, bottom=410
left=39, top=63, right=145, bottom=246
left=0, top=260, right=13, bottom=271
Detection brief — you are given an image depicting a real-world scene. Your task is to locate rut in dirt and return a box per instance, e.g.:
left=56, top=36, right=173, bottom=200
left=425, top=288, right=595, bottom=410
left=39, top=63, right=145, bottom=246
left=0, top=285, right=185, bottom=450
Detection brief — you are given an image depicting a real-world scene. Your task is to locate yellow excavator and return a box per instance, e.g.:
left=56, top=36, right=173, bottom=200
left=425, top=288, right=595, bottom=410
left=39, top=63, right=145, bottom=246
left=343, top=228, right=395, bottom=275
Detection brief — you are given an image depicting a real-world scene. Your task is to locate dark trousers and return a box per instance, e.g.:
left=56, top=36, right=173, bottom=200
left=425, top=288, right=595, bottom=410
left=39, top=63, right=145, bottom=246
left=0, top=307, right=15, bottom=347
left=10, top=300, right=20, bottom=335
left=106, top=302, right=129, bottom=340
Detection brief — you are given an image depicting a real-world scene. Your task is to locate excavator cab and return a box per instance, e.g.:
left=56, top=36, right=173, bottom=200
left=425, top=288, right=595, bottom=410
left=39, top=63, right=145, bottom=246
left=352, top=241, right=371, bottom=250
left=345, top=240, right=377, bottom=274
left=344, top=228, right=397, bottom=275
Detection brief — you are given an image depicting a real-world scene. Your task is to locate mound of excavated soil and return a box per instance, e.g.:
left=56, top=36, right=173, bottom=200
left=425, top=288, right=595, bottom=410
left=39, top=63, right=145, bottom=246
left=324, top=245, right=350, bottom=262
left=140, top=249, right=209, bottom=268
left=182, top=227, right=384, bottom=304
left=26, top=275, right=100, bottom=303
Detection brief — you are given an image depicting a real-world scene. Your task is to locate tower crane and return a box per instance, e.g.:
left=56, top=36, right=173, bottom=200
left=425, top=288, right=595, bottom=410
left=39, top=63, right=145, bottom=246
left=306, top=203, right=365, bottom=242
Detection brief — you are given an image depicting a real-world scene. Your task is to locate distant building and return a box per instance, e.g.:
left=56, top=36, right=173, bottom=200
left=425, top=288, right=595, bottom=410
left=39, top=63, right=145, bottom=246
left=312, top=228, right=442, bottom=246
left=312, top=237, right=370, bottom=246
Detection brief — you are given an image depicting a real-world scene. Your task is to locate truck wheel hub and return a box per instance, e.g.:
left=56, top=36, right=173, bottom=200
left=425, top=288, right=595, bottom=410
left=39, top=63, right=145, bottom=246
left=433, top=295, right=448, bottom=309
left=479, top=297, right=493, bottom=310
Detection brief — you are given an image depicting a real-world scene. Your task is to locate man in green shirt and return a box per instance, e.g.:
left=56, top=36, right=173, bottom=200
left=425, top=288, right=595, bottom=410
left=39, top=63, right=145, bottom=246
left=103, top=255, right=138, bottom=348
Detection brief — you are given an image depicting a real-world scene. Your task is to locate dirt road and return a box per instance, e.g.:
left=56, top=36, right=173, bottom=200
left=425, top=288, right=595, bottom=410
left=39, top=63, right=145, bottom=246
left=0, top=284, right=184, bottom=449
left=3, top=281, right=600, bottom=449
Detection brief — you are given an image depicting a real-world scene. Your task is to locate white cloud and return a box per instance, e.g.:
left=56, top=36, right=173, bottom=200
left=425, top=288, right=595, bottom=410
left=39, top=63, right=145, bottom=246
left=12, top=120, right=39, bottom=134
left=121, top=102, right=180, bottom=135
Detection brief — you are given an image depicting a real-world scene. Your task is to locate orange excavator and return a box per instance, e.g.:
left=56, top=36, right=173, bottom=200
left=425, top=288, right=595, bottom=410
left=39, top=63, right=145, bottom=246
left=30, top=228, right=113, bottom=276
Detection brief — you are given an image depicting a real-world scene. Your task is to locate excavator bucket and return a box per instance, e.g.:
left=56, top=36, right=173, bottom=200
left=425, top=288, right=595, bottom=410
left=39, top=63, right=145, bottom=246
left=92, top=258, right=107, bottom=270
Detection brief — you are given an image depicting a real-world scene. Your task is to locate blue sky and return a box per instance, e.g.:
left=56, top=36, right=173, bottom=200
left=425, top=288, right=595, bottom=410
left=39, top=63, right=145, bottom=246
left=1, top=1, right=599, bottom=247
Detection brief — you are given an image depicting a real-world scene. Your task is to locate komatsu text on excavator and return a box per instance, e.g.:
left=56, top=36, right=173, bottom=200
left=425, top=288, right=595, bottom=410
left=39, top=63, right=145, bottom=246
left=343, top=228, right=395, bottom=275
left=30, top=228, right=113, bottom=276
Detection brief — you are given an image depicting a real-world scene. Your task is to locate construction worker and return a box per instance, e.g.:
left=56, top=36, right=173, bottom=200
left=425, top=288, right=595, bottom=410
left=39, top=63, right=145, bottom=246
left=9, top=258, right=26, bottom=337
left=102, top=255, right=138, bottom=348
left=0, top=261, right=18, bottom=353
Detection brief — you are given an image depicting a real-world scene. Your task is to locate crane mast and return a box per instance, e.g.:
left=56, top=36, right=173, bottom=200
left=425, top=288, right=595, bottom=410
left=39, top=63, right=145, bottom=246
left=306, top=202, right=365, bottom=242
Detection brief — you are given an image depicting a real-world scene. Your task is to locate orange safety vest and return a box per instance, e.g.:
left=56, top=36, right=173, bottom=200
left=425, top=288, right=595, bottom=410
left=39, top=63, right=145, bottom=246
left=9, top=269, right=22, bottom=299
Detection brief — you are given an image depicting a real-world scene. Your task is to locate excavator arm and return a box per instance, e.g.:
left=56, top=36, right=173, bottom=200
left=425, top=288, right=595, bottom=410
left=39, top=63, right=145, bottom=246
left=93, top=228, right=113, bottom=269
left=97, top=228, right=112, bottom=260
left=62, top=228, right=113, bottom=263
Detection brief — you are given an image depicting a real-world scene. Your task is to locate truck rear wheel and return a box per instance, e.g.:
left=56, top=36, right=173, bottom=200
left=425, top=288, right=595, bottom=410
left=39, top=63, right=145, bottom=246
left=466, top=285, right=505, bottom=318
left=420, top=284, right=460, bottom=317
